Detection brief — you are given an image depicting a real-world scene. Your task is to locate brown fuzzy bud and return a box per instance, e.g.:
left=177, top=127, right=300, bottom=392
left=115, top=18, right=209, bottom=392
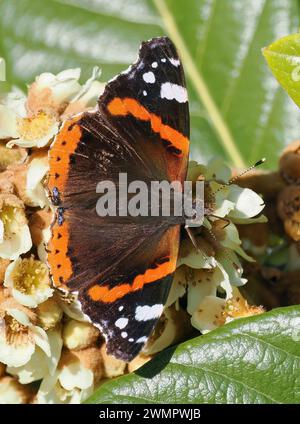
left=100, top=343, right=127, bottom=378
left=6, top=162, right=28, bottom=205
left=29, top=208, right=53, bottom=247
left=64, top=346, right=104, bottom=384
left=277, top=185, right=300, bottom=241
left=234, top=169, right=285, bottom=197
left=0, top=259, right=10, bottom=284
left=0, top=143, right=27, bottom=172
left=238, top=222, right=269, bottom=254
left=279, top=140, right=300, bottom=185
left=0, top=170, right=15, bottom=194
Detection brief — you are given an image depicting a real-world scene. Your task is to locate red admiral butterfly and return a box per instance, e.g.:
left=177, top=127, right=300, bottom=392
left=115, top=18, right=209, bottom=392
left=47, top=37, right=190, bottom=361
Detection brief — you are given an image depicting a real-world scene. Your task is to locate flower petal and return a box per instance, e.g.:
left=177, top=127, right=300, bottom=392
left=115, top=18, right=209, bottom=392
left=59, top=361, right=94, bottom=391
left=227, top=186, right=265, bottom=219
left=7, top=347, right=49, bottom=383
left=26, top=156, right=49, bottom=207
left=32, top=325, right=51, bottom=357
left=191, top=296, right=226, bottom=333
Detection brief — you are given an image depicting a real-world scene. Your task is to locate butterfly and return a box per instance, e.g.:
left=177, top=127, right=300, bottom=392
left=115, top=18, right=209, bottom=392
left=47, top=36, right=190, bottom=362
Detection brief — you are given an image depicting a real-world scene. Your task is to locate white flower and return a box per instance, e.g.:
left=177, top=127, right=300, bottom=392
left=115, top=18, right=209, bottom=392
left=0, top=194, right=32, bottom=260
left=0, top=307, right=50, bottom=367
left=6, top=111, right=59, bottom=149
left=4, top=68, right=82, bottom=149
left=4, top=256, right=53, bottom=308
left=25, top=155, right=50, bottom=208
left=27, top=68, right=81, bottom=115
left=37, top=356, right=94, bottom=404
left=7, top=327, right=62, bottom=384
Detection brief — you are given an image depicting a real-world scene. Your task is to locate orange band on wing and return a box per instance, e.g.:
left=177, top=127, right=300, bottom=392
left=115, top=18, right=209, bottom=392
left=48, top=115, right=82, bottom=195
left=107, top=97, right=189, bottom=156
left=47, top=220, right=73, bottom=288
left=88, top=257, right=177, bottom=303
left=47, top=116, right=82, bottom=289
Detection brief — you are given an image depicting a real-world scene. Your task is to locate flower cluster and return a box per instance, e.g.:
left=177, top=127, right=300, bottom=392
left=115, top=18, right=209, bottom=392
left=235, top=141, right=300, bottom=308
left=0, top=66, right=266, bottom=404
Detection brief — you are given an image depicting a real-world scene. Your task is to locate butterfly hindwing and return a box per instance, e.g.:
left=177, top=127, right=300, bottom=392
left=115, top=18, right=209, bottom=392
left=79, top=226, right=179, bottom=361
left=47, top=36, right=190, bottom=361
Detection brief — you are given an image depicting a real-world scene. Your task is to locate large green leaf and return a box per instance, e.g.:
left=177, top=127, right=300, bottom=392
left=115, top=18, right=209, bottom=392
left=263, top=33, right=300, bottom=108
left=86, top=306, right=300, bottom=404
left=0, top=0, right=299, bottom=167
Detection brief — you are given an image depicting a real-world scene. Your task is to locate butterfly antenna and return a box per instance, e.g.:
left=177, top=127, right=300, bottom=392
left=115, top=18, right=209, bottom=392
left=185, top=226, right=200, bottom=252
left=185, top=226, right=211, bottom=264
left=228, top=158, right=266, bottom=185
left=213, top=158, right=266, bottom=197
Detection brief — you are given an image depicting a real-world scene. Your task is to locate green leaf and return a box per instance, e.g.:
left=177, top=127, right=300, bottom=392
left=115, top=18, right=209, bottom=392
left=86, top=306, right=300, bottom=404
left=263, top=33, right=300, bottom=108
left=0, top=0, right=299, bottom=168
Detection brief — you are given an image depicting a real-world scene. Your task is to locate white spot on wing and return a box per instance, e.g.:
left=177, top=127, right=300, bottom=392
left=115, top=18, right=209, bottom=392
left=151, top=61, right=158, bottom=68
left=118, top=306, right=124, bottom=312
left=129, top=338, right=134, bottom=342
left=143, top=90, right=147, bottom=96
left=115, top=318, right=128, bottom=329
left=135, top=304, right=164, bottom=322
left=121, top=331, right=128, bottom=338
left=143, top=71, right=155, bottom=83
left=160, top=83, right=188, bottom=103
left=169, top=58, right=180, bottom=67
left=136, top=336, right=148, bottom=343
left=161, top=58, right=166, bottom=63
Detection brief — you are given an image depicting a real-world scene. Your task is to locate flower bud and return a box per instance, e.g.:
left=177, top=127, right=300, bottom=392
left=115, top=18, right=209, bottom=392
left=277, top=185, right=300, bottom=241
left=279, top=140, right=300, bottom=184
left=68, top=346, right=104, bottom=384
left=36, top=297, right=63, bottom=330
left=100, top=343, right=126, bottom=378
left=0, top=143, right=27, bottom=172
left=0, top=376, right=34, bottom=404
left=63, top=319, right=100, bottom=350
